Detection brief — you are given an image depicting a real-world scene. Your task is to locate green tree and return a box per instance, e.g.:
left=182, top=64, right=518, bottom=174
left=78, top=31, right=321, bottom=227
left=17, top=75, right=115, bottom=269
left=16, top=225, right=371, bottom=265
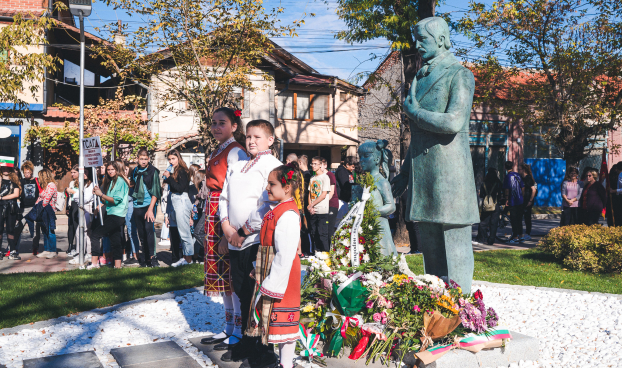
left=0, top=12, right=61, bottom=121
left=457, top=0, right=622, bottom=166
left=94, top=0, right=302, bottom=151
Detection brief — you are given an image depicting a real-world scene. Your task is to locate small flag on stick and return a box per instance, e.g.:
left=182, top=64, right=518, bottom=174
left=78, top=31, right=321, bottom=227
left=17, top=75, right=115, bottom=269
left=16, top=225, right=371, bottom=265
left=0, top=156, right=15, bottom=167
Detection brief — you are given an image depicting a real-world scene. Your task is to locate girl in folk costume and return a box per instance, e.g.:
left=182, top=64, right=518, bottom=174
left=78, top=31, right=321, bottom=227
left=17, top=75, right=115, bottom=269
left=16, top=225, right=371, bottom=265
left=201, top=107, right=249, bottom=348
left=247, top=162, right=304, bottom=368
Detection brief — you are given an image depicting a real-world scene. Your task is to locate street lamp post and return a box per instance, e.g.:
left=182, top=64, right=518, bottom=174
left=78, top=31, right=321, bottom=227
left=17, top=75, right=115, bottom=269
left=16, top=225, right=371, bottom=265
left=68, top=0, right=91, bottom=267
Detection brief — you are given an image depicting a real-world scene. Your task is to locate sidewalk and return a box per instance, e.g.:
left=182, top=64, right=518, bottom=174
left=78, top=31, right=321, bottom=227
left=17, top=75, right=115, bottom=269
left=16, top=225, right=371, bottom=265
left=0, top=216, right=174, bottom=274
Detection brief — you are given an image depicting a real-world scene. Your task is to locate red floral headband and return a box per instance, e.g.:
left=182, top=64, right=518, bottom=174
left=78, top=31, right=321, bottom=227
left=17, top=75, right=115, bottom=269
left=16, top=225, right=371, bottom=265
left=279, top=164, right=297, bottom=185
left=234, top=109, right=242, bottom=117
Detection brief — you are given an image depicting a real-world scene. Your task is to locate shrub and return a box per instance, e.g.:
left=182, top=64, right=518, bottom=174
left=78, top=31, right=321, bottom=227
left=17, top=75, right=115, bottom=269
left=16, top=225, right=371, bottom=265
left=538, top=225, right=622, bottom=273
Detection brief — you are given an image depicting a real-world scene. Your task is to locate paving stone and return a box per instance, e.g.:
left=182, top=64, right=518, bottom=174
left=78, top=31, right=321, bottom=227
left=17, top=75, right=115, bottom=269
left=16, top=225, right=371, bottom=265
left=22, top=351, right=103, bottom=368
left=110, top=341, right=201, bottom=368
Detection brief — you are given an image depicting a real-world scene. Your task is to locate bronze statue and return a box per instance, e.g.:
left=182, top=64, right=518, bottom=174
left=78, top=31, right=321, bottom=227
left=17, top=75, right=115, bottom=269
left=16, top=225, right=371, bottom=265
left=392, top=17, right=479, bottom=293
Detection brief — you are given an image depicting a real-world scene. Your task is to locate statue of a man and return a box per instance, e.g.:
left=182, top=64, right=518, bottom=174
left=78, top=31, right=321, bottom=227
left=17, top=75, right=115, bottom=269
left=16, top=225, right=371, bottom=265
left=392, top=17, right=479, bottom=293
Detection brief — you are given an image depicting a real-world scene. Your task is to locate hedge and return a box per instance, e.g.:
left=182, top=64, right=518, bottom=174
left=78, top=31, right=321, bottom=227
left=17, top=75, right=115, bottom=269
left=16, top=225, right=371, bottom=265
left=538, top=225, right=622, bottom=273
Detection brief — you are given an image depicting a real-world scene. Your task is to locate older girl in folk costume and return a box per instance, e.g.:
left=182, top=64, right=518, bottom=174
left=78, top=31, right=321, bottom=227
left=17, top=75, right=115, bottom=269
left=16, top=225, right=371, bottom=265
left=200, top=107, right=249, bottom=348
left=247, top=162, right=304, bottom=368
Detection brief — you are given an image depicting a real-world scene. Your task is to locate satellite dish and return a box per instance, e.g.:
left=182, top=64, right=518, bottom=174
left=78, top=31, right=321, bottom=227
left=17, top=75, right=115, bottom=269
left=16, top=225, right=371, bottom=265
left=0, top=127, right=11, bottom=139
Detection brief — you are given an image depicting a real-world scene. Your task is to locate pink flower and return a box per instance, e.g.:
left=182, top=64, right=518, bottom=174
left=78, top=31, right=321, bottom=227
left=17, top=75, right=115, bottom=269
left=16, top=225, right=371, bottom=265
left=366, top=300, right=375, bottom=308
left=386, top=300, right=393, bottom=309
left=373, top=313, right=382, bottom=322
left=413, top=305, right=421, bottom=313
left=381, top=316, right=388, bottom=324
left=315, top=299, right=326, bottom=308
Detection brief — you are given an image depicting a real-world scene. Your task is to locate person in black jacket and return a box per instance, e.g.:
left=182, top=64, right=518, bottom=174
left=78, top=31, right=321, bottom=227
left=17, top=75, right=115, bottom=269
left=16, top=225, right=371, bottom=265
left=163, top=149, right=193, bottom=267
left=298, top=155, right=313, bottom=256
left=579, top=169, right=606, bottom=225
left=335, top=157, right=356, bottom=221
left=475, top=168, right=504, bottom=245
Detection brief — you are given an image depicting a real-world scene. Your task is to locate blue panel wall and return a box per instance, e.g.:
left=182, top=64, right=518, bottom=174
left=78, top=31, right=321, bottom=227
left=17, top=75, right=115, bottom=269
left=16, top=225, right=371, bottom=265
left=525, top=158, right=566, bottom=207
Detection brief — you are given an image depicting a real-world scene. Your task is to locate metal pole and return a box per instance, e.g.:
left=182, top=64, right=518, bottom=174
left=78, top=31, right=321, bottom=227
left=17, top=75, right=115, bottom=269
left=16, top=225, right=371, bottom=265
left=78, top=11, right=86, bottom=267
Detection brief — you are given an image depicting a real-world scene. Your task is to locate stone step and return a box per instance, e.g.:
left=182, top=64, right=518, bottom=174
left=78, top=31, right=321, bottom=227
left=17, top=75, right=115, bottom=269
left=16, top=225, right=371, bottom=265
left=22, top=351, right=103, bottom=368
left=110, top=341, right=202, bottom=368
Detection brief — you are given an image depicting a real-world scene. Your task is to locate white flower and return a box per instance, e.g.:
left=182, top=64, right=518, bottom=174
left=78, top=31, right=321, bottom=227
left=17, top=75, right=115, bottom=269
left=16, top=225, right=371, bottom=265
left=341, top=257, right=349, bottom=266
left=320, top=264, right=331, bottom=272
left=363, top=254, right=370, bottom=262
left=358, top=226, right=363, bottom=233
left=316, top=252, right=329, bottom=260
left=336, top=248, right=344, bottom=256
left=341, top=239, right=350, bottom=247
left=368, top=225, right=373, bottom=230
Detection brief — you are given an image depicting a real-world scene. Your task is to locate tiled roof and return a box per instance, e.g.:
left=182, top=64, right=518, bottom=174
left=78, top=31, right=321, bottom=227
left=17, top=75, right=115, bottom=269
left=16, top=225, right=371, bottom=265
left=0, top=9, right=45, bottom=17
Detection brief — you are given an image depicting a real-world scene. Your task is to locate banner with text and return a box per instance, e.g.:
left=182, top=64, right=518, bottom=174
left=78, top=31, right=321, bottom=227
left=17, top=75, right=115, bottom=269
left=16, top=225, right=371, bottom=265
left=82, top=137, right=103, bottom=168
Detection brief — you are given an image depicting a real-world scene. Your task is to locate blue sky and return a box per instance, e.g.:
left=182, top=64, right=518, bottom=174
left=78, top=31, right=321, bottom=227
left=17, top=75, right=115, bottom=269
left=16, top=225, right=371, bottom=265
left=67, top=0, right=484, bottom=85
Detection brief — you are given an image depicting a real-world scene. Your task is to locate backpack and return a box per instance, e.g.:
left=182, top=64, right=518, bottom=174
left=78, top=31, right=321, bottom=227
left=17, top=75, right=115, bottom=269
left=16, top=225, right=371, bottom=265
left=54, top=191, right=65, bottom=212
left=482, top=182, right=498, bottom=212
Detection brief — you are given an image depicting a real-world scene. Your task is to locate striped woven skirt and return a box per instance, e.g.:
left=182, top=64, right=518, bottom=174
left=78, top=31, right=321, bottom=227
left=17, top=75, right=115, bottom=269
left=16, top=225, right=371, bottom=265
left=203, top=190, right=233, bottom=296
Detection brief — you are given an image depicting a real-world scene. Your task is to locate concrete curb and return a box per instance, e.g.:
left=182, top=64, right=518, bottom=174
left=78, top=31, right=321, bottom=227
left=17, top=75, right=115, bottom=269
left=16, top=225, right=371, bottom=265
left=472, top=280, right=622, bottom=300
left=0, top=286, right=205, bottom=335
left=532, top=214, right=560, bottom=220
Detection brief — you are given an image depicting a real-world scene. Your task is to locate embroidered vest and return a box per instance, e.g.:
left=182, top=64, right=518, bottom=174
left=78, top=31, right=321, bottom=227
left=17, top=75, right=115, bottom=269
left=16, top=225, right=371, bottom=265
left=205, top=141, right=244, bottom=191
left=260, top=199, right=300, bottom=248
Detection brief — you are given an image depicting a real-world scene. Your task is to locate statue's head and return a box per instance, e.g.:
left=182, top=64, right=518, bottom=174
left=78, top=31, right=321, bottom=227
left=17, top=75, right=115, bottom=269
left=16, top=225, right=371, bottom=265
left=358, top=140, right=393, bottom=178
left=414, top=17, right=452, bottom=61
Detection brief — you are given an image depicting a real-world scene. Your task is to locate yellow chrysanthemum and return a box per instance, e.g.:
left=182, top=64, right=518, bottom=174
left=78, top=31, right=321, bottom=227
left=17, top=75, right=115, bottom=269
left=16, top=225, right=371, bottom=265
left=302, top=303, right=314, bottom=313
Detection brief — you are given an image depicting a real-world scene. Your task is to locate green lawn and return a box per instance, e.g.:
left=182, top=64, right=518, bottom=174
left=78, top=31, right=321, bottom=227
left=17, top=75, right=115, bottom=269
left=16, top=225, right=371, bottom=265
left=0, top=264, right=204, bottom=329
left=406, top=249, right=622, bottom=294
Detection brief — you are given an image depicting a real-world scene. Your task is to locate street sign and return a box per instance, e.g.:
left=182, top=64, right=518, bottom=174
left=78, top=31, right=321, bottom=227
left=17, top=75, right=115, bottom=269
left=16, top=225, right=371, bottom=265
left=82, top=137, right=103, bottom=168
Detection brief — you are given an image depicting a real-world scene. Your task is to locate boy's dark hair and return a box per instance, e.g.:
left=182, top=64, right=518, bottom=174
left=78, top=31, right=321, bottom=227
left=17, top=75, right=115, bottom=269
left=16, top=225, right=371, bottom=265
left=504, top=161, right=514, bottom=171
left=245, top=119, right=274, bottom=138
left=344, top=156, right=357, bottom=166
left=137, top=148, right=150, bottom=158
left=214, top=107, right=245, bottom=146
left=312, top=156, right=327, bottom=165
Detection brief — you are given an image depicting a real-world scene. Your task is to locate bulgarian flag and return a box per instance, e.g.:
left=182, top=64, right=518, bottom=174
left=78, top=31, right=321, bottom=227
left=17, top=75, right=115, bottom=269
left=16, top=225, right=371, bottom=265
left=0, top=156, right=15, bottom=167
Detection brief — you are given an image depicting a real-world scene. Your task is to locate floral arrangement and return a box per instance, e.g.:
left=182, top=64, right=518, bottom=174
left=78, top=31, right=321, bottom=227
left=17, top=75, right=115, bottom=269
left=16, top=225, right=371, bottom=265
left=298, top=174, right=505, bottom=365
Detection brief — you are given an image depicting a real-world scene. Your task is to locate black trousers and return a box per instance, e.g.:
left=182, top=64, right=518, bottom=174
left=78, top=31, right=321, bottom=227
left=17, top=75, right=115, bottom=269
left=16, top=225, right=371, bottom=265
left=67, top=202, right=79, bottom=251
left=477, top=205, right=501, bottom=244
left=508, top=204, right=524, bottom=238
left=580, top=208, right=601, bottom=225
left=327, top=206, right=338, bottom=240
left=523, top=205, right=533, bottom=235
left=406, top=221, right=421, bottom=252
left=229, top=243, right=259, bottom=332
left=560, top=207, right=578, bottom=226
left=170, top=226, right=181, bottom=262
left=309, top=213, right=329, bottom=252
left=132, top=206, right=155, bottom=263
left=90, top=215, right=125, bottom=259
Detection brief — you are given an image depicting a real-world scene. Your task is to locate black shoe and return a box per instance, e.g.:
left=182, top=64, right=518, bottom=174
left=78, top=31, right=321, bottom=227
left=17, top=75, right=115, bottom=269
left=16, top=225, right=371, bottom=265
left=241, top=350, right=278, bottom=368
left=214, top=340, right=237, bottom=351
left=8, top=251, right=20, bottom=260
left=201, top=334, right=228, bottom=345
left=0, top=251, right=4, bottom=260
left=151, top=260, right=160, bottom=267
left=222, top=336, right=256, bottom=362
left=123, top=257, right=139, bottom=265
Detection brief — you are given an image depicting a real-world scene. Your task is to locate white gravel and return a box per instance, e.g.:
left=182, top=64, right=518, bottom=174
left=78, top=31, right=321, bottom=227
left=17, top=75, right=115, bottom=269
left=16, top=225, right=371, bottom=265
left=0, top=284, right=621, bottom=368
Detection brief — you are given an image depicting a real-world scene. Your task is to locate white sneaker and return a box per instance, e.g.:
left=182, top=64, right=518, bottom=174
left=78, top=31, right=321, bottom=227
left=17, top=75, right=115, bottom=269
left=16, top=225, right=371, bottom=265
left=158, top=239, right=171, bottom=246
left=46, top=252, right=58, bottom=259
left=85, top=254, right=92, bottom=260
left=36, top=251, right=49, bottom=258
left=69, top=249, right=78, bottom=257
left=523, top=234, right=532, bottom=241
left=172, top=258, right=189, bottom=267
left=69, top=258, right=79, bottom=265
left=86, top=263, right=100, bottom=270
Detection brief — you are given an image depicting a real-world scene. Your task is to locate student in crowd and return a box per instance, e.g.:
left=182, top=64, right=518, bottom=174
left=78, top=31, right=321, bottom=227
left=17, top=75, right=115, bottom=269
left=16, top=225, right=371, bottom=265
left=163, top=149, right=193, bottom=267
left=308, top=156, right=331, bottom=252
left=245, top=162, right=303, bottom=368
left=298, top=155, right=313, bottom=256
left=200, top=107, right=248, bottom=349
left=605, top=164, right=620, bottom=227
left=123, top=162, right=139, bottom=264
left=335, top=156, right=356, bottom=222
left=90, top=161, right=129, bottom=269
left=65, top=165, right=95, bottom=260
left=17, top=161, right=39, bottom=253
left=130, top=149, right=161, bottom=267
left=0, top=164, right=21, bottom=260
left=219, top=119, right=280, bottom=365
left=324, top=158, right=339, bottom=238
left=33, top=169, right=57, bottom=259
left=65, top=165, right=80, bottom=256
left=159, top=183, right=170, bottom=246
left=475, top=168, right=503, bottom=245
left=579, top=168, right=606, bottom=225
left=502, top=160, right=525, bottom=243
left=285, top=153, right=298, bottom=164
left=561, top=167, right=583, bottom=226
left=191, top=169, right=206, bottom=262
left=520, top=163, right=537, bottom=241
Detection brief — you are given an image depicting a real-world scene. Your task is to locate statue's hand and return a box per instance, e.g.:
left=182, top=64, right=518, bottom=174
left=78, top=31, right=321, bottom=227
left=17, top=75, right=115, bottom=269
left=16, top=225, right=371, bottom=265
left=403, top=81, right=419, bottom=120
left=391, top=172, right=408, bottom=198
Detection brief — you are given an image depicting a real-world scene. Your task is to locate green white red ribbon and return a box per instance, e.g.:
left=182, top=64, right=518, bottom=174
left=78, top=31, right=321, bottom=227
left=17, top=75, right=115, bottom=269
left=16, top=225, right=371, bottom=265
left=298, top=324, right=323, bottom=358
left=415, top=328, right=512, bottom=365
left=252, top=289, right=261, bottom=326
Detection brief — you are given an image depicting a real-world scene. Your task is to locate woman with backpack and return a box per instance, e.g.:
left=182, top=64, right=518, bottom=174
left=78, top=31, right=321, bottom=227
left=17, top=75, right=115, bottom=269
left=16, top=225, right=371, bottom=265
left=475, top=168, right=503, bottom=245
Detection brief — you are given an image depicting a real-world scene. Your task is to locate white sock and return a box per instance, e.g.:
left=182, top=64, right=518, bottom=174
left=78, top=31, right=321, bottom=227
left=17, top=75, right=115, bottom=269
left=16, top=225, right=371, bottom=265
left=223, top=292, right=243, bottom=344
left=279, top=341, right=296, bottom=368
left=223, top=293, right=234, bottom=336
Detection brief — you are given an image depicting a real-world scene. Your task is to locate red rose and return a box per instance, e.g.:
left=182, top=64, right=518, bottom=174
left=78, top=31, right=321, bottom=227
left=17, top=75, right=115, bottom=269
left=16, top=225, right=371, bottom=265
left=234, top=109, right=242, bottom=117
left=281, top=176, right=287, bottom=184
left=287, top=170, right=294, bottom=179
left=473, top=289, right=483, bottom=300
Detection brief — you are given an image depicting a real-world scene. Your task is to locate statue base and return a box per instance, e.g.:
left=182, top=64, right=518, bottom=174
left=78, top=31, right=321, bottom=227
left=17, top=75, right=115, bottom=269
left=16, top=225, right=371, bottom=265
left=191, top=331, right=539, bottom=368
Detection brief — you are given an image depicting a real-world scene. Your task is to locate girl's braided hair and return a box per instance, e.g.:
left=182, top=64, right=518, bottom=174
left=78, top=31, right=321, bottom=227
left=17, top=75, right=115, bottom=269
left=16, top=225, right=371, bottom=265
left=271, top=161, right=304, bottom=210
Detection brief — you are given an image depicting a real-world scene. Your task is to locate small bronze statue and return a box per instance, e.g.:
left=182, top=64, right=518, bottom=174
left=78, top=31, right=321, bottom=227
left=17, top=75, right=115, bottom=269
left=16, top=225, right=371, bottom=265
left=358, top=140, right=397, bottom=257
left=392, top=17, right=479, bottom=293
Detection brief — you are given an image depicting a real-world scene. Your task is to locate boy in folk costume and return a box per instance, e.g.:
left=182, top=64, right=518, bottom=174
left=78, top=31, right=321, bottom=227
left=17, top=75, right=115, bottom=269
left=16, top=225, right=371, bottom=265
left=219, top=119, right=282, bottom=365
left=247, top=162, right=303, bottom=368
left=201, top=108, right=249, bottom=350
